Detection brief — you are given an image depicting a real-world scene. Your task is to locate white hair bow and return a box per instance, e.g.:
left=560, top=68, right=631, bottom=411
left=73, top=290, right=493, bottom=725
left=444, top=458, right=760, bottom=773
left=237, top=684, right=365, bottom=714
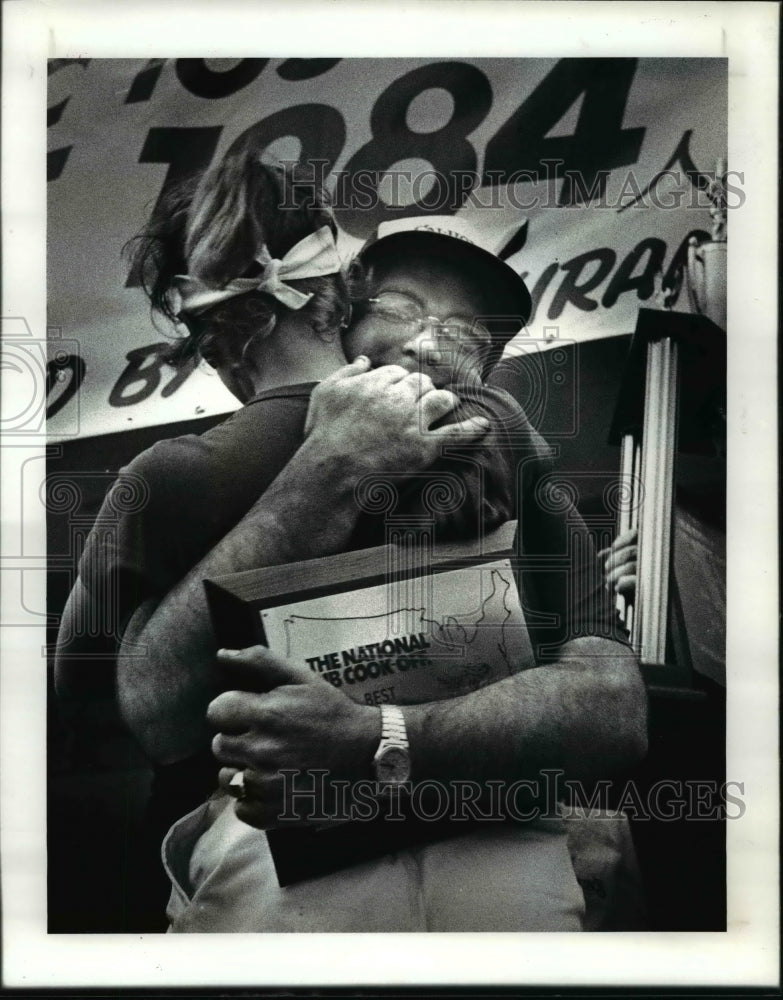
left=171, top=226, right=342, bottom=317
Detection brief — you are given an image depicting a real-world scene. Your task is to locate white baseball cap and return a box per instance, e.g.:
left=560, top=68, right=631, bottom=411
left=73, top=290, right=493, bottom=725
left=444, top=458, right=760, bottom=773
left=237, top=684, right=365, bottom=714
left=359, top=215, right=532, bottom=334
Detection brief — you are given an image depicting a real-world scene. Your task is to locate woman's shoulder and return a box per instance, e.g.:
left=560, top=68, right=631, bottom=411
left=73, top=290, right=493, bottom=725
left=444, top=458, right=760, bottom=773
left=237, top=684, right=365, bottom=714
left=118, top=432, right=209, bottom=484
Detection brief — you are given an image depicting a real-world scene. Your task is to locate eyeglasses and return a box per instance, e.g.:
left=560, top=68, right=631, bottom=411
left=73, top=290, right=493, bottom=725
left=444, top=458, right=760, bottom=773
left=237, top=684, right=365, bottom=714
left=365, top=294, right=492, bottom=352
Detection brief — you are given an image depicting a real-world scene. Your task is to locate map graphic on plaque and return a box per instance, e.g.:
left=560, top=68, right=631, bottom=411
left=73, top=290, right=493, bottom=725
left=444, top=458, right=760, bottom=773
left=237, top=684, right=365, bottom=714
left=259, top=559, right=535, bottom=707
left=203, top=523, right=537, bottom=885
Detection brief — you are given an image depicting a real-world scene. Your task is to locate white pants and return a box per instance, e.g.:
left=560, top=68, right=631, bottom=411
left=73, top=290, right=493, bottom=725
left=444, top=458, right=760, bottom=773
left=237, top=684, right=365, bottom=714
left=163, top=793, right=586, bottom=933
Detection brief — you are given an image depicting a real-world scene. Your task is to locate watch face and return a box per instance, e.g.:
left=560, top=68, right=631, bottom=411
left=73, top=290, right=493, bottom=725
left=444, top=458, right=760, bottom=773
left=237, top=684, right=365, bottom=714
left=375, top=745, right=411, bottom=784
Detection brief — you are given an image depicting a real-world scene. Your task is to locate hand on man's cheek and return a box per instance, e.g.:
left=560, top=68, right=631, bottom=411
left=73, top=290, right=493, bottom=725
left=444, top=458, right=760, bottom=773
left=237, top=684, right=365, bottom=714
left=302, top=359, right=490, bottom=477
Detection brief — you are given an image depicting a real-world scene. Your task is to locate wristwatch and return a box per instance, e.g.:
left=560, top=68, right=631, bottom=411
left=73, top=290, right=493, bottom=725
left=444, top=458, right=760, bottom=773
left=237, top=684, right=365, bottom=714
left=372, top=704, right=411, bottom=791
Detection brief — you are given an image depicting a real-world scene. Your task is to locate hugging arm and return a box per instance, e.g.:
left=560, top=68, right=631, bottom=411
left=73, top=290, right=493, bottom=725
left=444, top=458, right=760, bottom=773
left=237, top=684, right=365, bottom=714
left=112, top=365, right=489, bottom=765
left=207, top=391, right=647, bottom=827
left=208, top=635, right=647, bottom=830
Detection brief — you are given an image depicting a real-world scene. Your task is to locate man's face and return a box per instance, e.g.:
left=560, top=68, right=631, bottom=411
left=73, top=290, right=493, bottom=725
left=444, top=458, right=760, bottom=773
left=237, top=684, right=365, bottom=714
left=343, top=252, right=497, bottom=387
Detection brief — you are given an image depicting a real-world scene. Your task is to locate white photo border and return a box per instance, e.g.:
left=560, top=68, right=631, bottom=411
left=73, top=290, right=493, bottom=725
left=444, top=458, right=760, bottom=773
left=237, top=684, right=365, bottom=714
left=1, top=0, right=778, bottom=989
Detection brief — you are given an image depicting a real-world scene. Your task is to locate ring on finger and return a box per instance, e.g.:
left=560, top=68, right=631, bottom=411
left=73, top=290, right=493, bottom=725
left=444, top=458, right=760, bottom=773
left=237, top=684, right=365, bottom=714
left=228, top=770, right=249, bottom=801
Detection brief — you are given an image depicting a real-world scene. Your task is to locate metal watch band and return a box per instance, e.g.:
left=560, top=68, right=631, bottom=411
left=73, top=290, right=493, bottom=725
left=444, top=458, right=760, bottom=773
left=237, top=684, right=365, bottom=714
left=379, top=704, right=408, bottom=748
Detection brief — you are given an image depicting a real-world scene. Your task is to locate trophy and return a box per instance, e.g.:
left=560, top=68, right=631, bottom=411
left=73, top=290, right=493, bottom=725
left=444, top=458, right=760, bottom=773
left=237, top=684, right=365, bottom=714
left=685, top=157, right=727, bottom=331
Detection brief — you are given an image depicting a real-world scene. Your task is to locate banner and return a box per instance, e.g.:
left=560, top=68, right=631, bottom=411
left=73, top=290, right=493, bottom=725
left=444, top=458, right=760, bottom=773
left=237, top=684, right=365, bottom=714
left=46, top=57, right=729, bottom=439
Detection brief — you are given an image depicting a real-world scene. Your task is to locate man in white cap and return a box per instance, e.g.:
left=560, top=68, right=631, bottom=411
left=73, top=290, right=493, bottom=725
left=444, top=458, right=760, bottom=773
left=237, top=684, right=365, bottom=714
left=158, top=216, right=646, bottom=932
left=347, top=215, right=532, bottom=386
left=59, top=162, right=645, bottom=929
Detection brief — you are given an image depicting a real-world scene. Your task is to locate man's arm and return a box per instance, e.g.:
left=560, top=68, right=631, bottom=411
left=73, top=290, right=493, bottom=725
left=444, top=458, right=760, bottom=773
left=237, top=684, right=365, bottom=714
left=117, top=436, right=364, bottom=766
left=208, top=638, right=647, bottom=830
left=403, top=636, right=647, bottom=784
left=113, top=364, right=490, bottom=765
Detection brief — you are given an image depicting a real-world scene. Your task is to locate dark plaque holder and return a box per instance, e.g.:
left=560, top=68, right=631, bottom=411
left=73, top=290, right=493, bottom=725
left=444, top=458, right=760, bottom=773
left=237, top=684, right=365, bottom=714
left=608, top=309, right=725, bottom=698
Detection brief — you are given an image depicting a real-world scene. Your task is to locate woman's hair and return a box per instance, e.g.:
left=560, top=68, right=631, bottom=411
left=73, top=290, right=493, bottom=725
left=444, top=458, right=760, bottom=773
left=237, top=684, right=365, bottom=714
left=126, top=142, right=358, bottom=367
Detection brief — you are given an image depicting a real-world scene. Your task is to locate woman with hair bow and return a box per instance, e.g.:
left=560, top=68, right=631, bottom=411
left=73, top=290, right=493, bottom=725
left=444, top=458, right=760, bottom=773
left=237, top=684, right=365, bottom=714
left=56, top=140, right=643, bottom=933
left=54, top=141, right=532, bottom=925
left=60, top=143, right=520, bottom=761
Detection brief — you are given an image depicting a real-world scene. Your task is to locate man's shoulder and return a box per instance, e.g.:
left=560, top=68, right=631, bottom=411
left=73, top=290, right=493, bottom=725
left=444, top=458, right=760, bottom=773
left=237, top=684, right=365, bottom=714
left=450, top=379, right=554, bottom=466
